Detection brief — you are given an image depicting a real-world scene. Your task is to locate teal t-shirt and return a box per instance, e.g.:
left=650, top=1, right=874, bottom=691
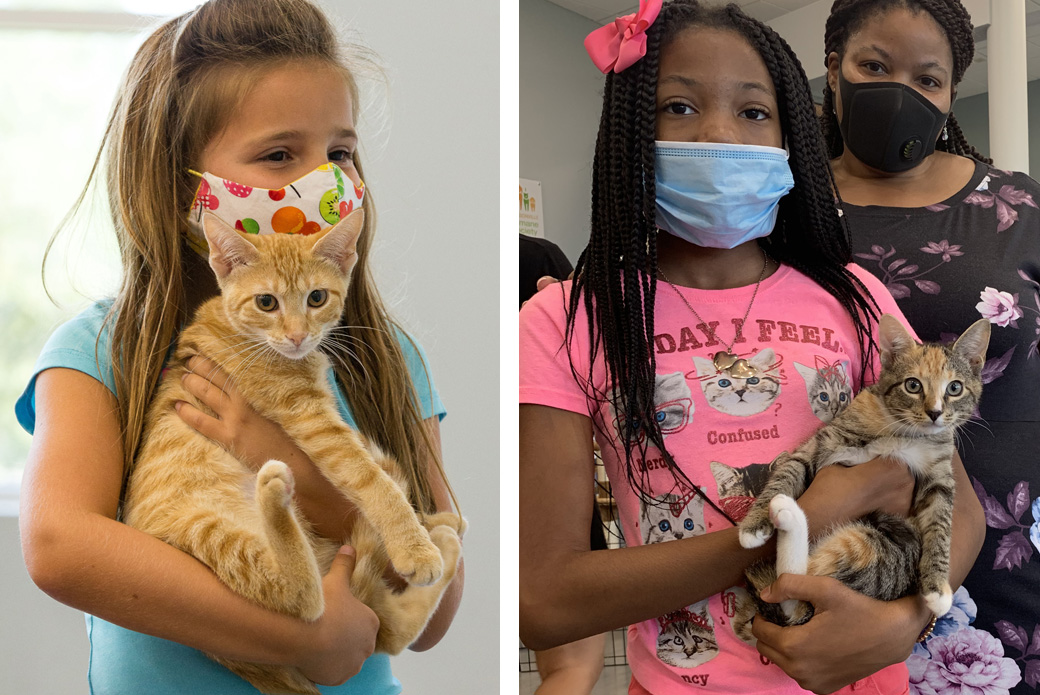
left=16, top=301, right=446, bottom=695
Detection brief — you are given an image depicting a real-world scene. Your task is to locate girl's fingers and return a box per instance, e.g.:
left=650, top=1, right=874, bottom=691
left=762, top=573, right=839, bottom=607
left=174, top=400, right=221, bottom=440
left=185, top=355, right=235, bottom=394
left=182, top=371, right=231, bottom=415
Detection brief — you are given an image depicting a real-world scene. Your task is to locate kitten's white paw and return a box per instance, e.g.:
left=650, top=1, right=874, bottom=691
left=780, top=598, right=801, bottom=623
left=739, top=528, right=772, bottom=549
left=257, top=460, right=294, bottom=507
left=923, top=587, right=953, bottom=617
left=769, top=494, right=801, bottom=532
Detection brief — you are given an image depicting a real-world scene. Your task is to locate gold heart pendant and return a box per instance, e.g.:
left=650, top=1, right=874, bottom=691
left=728, top=359, right=757, bottom=379
left=713, top=351, right=738, bottom=371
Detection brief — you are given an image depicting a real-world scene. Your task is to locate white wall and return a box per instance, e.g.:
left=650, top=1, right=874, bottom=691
left=0, top=1, right=499, bottom=693
left=519, top=0, right=604, bottom=264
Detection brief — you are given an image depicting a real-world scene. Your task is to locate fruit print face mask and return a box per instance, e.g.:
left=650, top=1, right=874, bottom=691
left=185, top=162, right=365, bottom=254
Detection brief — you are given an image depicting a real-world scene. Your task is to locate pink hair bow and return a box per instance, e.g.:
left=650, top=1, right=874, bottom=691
left=584, top=0, right=663, bottom=74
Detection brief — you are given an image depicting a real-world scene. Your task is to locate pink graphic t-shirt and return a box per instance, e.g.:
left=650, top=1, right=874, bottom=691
left=519, top=263, right=914, bottom=695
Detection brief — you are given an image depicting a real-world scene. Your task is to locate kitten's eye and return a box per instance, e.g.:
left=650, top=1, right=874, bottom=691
left=255, top=294, right=278, bottom=312
left=718, top=379, right=732, bottom=388
left=819, top=393, right=830, bottom=402
left=946, top=381, right=963, bottom=396
left=904, top=378, right=922, bottom=394
left=839, top=393, right=848, bottom=402
left=656, top=411, right=666, bottom=423
left=659, top=520, right=671, bottom=532
left=684, top=519, right=695, bottom=531
left=747, top=377, right=760, bottom=385
left=308, top=289, right=328, bottom=308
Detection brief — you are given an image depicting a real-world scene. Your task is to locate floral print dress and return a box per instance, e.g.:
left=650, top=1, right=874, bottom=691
left=845, top=160, right=1040, bottom=695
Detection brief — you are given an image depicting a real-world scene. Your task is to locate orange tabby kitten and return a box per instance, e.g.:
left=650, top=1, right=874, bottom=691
left=124, top=210, right=464, bottom=695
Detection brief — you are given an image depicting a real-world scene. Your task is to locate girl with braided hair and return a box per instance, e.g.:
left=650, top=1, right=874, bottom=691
left=520, top=1, right=984, bottom=693
left=822, top=2, right=1040, bottom=691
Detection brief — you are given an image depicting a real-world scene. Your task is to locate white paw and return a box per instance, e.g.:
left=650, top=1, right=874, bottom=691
left=923, top=587, right=953, bottom=617
left=769, top=494, right=801, bottom=532
left=739, top=528, right=771, bottom=549
left=257, top=460, right=294, bottom=507
left=780, top=598, right=801, bottom=623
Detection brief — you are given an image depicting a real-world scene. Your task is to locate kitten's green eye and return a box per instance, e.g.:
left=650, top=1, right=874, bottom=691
left=904, top=378, right=922, bottom=394
left=946, top=381, right=963, bottom=396
left=308, top=289, right=328, bottom=308
left=255, top=294, right=278, bottom=312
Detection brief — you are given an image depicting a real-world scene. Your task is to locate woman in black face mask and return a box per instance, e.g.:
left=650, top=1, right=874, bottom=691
left=822, top=2, right=1040, bottom=693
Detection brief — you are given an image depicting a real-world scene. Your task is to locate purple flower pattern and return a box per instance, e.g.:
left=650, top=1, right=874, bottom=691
left=971, top=478, right=1036, bottom=571
left=1017, top=270, right=1040, bottom=359
left=909, top=627, right=1021, bottom=695
left=913, top=586, right=977, bottom=657
left=978, top=287, right=1024, bottom=328
left=855, top=240, right=962, bottom=299
left=965, top=180, right=1039, bottom=233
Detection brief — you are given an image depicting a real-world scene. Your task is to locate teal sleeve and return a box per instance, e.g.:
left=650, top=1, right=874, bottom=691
left=394, top=326, right=446, bottom=422
left=15, top=302, right=115, bottom=435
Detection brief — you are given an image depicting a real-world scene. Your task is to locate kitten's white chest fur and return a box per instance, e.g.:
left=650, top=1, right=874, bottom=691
left=823, top=438, right=939, bottom=477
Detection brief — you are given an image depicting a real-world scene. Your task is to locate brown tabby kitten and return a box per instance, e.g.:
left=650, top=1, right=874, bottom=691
left=124, top=211, right=464, bottom=695
left=738, top=315, right=990, bottom=624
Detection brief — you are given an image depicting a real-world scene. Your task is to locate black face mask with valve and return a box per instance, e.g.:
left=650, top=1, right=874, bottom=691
left=837, top=68, right=951, bottom=173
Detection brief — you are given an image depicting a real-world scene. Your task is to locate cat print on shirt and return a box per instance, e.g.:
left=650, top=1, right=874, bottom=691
left=613, top=371, right=694, bottom=444
left=793, top=357, right=852, bottom=423
left=710, top=460, right=773, bottom=524
left=640, top=490, right=707, bottom=545
left=722, top=586, right=759, bottom=646
left=693, top=349, right=781, bottom=417
left=710, top=461, right=773, bottom=646
left=657, top=600, right=719, bottom=668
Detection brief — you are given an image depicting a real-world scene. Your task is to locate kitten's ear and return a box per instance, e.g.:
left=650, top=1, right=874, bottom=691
left=313, top=209, right=365, bottom=274
left=952, top=318, right=992, bottom=371
left=749, top=348, right=776, bottom=369
left=203, top=214, right=259, bottom=280
left=878, top=314, right=916, bottom=367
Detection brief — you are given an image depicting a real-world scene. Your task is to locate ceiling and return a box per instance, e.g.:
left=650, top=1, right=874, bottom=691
left=545, top=0, right=1040, bottom=99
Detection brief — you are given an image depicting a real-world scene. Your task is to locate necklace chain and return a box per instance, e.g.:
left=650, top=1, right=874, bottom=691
left=658, top=248, right=770, bottom=355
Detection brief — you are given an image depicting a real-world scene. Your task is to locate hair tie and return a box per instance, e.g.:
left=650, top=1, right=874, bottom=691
left=583, top=0, right=663, bottom=74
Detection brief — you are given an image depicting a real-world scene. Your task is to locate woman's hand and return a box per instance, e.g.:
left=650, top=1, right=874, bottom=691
left=175, top=355, right=358, bottom=542
left=797, top=457, right=915, bottom=538
left=753, top=574, right=928, bottom=694
left=295, top=546, right=380, bottom=685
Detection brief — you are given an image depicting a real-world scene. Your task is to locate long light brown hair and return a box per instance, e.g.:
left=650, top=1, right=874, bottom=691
left=48, top=0, right=454, bottom=516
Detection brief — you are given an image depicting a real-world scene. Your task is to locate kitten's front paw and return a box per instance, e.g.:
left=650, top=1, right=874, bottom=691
left=769, top=495, right=801, bottom=532
left=389, top=535, right=444, bottom=587
left=738, top=505, right=775, bottom=549
left=257, top=460, right=294, bottom=508
left=923, top=584, right=953, bottom=617
left=429, top=525, right=463, bottom=571
left=424, top=512, right=468, bottom=538
left=738, top=524, right=774, bottom=549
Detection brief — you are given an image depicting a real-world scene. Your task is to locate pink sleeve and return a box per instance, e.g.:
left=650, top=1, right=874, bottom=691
left=519, top=282, right=592, bottom=416
left=848, top=263, right=920, bottom=386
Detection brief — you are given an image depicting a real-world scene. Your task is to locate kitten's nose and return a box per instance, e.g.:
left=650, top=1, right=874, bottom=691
left=287, top=333, right=307, bottom=347
left=926, top=409, right=942, bottom=422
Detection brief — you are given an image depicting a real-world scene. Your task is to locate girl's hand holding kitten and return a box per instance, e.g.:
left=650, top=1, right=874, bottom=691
left=753, top=574, right=927, bottom=694
left=796, top=457, right=915, bottom=538
left=175, top=355, right=359, bottom=543
left=295, top=546, right=380, bottom=685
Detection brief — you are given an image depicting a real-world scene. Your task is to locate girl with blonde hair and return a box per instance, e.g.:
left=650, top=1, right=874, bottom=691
left=15, top=1, right=462, bottom=692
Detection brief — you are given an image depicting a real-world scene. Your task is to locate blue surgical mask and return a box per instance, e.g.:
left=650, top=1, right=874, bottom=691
left=654, top=141, right=794, bottom=249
